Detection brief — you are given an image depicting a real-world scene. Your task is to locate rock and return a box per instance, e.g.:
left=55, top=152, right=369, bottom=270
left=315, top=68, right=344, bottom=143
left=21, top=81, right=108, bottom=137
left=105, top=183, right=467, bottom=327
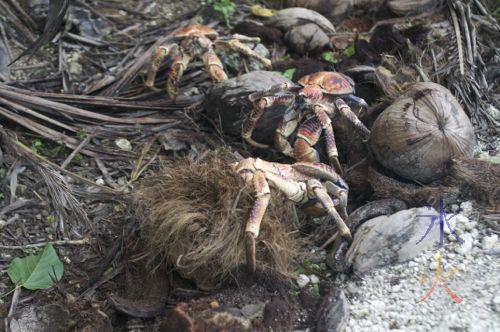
left=345, top=207, right=441, bottom=274
left=297, top=274, right=310, bottom=288
left=262, top=296, right=294, bottom=332
left=460, top=201, right=474, bottom=216
left=268, top=7, right=335, bottom=34
left=9, top=304, right=72, bottom=332
left=387, top=0, right=437, bottom=16
left=284, top=23, right=331, bottom=54
left=370, top=300, right=385, bottom=314
left=492, top=289, right=500, bottom=313
left=241, top=303, right=265, bottom=319
left=219, top=43, right=271, bottom=73
left=267, top=8, right=334, bottom=54
left=115, top=138, right=132, bottom=151
left=481, top=234, right=499, bottom=250
left=455, top=233, right=473, bottom=255
left=316, top=289, right=349, bottom=332
left=206, top=71, right=291, bottom=144
left=310, top=274, right=320, bottom=284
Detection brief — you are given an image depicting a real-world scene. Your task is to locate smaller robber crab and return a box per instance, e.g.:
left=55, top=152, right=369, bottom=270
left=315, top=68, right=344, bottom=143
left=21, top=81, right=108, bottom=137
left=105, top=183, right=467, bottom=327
left=145, top=25, right=272, bottom=99
left=233, top=157, right=351, bottom=273
left=243, top=71, right=370, bottom=173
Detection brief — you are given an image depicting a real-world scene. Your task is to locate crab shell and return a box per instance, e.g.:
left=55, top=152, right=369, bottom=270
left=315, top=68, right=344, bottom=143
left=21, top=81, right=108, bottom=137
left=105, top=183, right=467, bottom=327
left=298, top=71, right=355, bottom=95
left=174, top=25, right=219, bottom=39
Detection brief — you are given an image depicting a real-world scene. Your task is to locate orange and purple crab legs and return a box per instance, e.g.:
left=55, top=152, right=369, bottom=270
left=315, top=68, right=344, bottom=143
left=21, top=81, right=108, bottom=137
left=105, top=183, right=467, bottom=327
left=307, top=179, right=352, bottom=243
left=244, top=170, right=271, bottom=273
left=243, top=93, right=295, bottom=149
left=291, top=162, right=349, bottom=226
left=145, top=44, right=178, bottom=91
left=293, top=105, right=342, bottom=173
left=166, top=51, right=192, bottom=99
left=219, top=39, right=272, bottom=68
left=200, top=48, right=228, bottom=83
left=274, top=108, right=300, bottom=158
left=335, top=99, right=370, bottom=138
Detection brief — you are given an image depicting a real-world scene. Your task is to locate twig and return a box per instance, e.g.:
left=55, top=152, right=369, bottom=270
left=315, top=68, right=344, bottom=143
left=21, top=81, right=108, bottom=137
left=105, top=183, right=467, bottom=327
left=60, top=135, right=92, bottom=169
left=5, top=287, right=21, bottom=332
left=95, top=158, right=119, bottom=189
left=0, top=238, right=91, bottom=249
left=0, top=199, right=34, bottom=217
left=319, top=231, right=339, bottom=250
left=449, top=1, right=464, bottom=76
left=455, top=1, right=473, bottom=65
left=465, top=4, right=478, bottom=63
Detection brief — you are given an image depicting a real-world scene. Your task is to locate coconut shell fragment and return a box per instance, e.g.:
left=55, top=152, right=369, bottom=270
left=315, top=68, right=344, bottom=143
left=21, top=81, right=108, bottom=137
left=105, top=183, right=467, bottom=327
left=368, top=82, right=476, bottom=183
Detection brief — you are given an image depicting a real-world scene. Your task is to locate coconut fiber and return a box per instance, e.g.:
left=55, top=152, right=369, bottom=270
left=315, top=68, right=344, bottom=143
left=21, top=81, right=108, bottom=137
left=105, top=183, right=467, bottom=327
left=135, top=154, right=304, bottom=290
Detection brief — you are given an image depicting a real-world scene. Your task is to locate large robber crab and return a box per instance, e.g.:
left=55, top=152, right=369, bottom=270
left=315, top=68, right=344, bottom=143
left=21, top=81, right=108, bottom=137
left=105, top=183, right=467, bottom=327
left=145, top=25, right=272, bottom=99
left=233, top=157, right=351, bottom=273
left=242, top=71, right=370, bottom=173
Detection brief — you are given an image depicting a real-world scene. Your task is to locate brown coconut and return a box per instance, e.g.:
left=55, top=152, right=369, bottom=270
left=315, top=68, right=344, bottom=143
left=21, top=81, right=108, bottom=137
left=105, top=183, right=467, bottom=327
left=368, top=82, right=476, bottom=183
left=135, top=154, right=304, bottom=290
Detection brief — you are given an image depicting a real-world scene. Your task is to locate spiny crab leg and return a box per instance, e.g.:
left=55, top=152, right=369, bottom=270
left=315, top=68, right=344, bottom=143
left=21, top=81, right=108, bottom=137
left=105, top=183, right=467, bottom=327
left=293, top=117, right=323, bottom=163
left=145, top=44, right=179, bottom=91
left=244, top=170, right=271, bottom=273
left=275, top=107, right=301, bottom=158
left=200, top=48, right=228, bottom=83
left=166, top=51, right=192, bottom=100
left=335, top=98, right=370, bottom=138
left=307, top=179, right=352, bottom=243
left=243, top=94, right=295, bottom=149
left=248, top=82, right=299, bottom=102
left=314, top=104, right=342, bottom=173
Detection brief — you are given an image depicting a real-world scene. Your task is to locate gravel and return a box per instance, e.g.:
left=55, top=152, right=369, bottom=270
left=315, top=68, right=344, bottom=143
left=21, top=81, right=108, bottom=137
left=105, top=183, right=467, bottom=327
left=343, top=201, right=500, bottom=332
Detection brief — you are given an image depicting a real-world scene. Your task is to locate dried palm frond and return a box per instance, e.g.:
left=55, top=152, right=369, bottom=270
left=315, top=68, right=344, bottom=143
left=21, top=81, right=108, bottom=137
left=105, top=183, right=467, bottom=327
left=0, top=128, right=91, bottom=234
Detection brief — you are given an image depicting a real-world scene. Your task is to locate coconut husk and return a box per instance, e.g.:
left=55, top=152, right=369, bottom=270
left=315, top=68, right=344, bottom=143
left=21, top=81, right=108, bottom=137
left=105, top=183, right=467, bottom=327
left=447, top=158, right=500, bottom=206
left=368, top=82, right=476, bottom=183
left=367, top=166, right=460, bottom=208
left=135, top=154, right=304, bottom=290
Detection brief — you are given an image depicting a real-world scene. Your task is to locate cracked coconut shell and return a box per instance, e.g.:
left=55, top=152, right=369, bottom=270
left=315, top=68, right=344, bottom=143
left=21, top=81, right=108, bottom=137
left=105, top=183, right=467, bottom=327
left=368, top=82, right=476, bottom=183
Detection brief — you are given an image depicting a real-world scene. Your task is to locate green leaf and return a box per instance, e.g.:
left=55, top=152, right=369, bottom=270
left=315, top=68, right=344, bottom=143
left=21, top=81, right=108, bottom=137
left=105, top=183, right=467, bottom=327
left=282, top=68, right=296, bottom=80
left=321, top=51, right=339, bottom=64
left=7, top=243, right=64, bottom=290
left=343, top=46, right=356, bottom=57
left=310, top=283, right=321, bottom=297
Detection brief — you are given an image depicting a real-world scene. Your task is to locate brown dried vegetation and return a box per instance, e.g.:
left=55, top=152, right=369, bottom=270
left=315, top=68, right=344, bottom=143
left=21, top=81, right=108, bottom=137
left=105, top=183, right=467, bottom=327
left=135, top=154, right=305, bottom=290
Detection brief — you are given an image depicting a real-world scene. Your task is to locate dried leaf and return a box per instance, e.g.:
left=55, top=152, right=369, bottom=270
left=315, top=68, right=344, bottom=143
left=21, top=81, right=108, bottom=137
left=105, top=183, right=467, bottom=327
left=251, top=5, right=277, bottom=17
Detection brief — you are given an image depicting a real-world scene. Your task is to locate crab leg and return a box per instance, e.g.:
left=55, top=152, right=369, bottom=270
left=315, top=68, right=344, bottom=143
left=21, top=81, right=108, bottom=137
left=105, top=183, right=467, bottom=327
left=315, top=104, right=343, bottom=172
left=324, top=181, right=349, bottom=222
left=200, top=48, right=228, bottom=83
left=166, top=51, right=192, bottom=99
left=243, top=94, right=295, bottom=149
left=293, top=117, right=322, bottom=163
left=248, top=82, right=299, bottom=101
left=217, top=39, right=272, bottom=68
left=335, top=99, right=370, bottom=138
left=275, top=107, right=300, bottom=158
left=245, top=170, right=271, bottom=273
left=307, top=179, right=352, bottom=243
left=145, top=44, right=178, bottom=90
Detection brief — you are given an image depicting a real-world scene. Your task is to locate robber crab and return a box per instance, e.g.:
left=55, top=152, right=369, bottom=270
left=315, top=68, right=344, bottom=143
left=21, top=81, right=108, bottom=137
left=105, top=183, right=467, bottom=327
left=243, top=71, right=370, bottom=173
left=145, top=25, right=272, bottom=99
left=233, top=157, right=351, bottom=273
